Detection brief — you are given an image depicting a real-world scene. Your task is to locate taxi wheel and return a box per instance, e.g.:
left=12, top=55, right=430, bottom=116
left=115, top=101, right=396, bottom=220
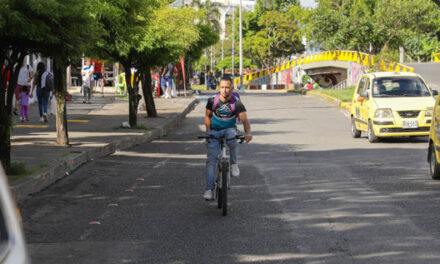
left=368, top=120, right=379, bottom=143
left=351, top=118, right=361, bottom=138
left=429, top=144, right=440, bottom=180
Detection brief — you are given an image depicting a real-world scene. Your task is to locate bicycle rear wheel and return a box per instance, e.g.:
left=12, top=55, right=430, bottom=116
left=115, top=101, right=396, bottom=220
left=221, top=161, right=228, bottom=216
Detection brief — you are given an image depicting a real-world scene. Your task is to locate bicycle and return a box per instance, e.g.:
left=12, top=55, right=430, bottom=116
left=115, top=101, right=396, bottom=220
left=199, top=134, right=245, bottom=216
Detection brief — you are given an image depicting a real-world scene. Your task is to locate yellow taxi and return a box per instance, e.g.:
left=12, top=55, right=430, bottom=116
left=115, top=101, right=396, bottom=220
left=351, top=72, right=437, bottom=143
left=428, top=94, right=440, bottom=179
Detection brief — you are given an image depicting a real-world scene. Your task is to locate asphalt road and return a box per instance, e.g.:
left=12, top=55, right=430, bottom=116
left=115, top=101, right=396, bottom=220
left=21, top=93, right=440, bottom=263
left=406, top=62, right=440, bottom=90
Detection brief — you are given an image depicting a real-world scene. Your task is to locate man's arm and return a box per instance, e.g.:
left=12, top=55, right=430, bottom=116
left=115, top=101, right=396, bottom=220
left=238, top=112, right=252, bottom=143
left=205, top=109, right=213, bottom=132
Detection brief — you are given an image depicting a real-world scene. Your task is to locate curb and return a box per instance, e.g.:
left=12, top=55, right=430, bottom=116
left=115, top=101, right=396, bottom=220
left=307, top=91, right=352, bottom=114
left=11, top=98, right=199, bottom=202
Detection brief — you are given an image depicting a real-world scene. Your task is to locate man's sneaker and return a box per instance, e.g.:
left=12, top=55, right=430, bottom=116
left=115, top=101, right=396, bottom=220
left=231, top=164, right=240, bottom=177
left=39, top=117, right=44, bottom=122
left=203, top=190, right=213, bottom=200
left=43, top=113, right=48, bottom=123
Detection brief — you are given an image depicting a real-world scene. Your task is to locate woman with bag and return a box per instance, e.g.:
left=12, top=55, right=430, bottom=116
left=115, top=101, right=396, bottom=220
left=33, top=62, right=50, bottom=122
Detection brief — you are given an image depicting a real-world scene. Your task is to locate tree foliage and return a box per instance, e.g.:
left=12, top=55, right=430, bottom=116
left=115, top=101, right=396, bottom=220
left=242, top=5, right=304, bottom=68
left=0, top=0, right=99, bottom=167
left=306, top=0, right=440, bottom=61
left=134, top=6, right=201, bottom=117
left=94, top=0, right=161, bottom=126
left=216, top=56, right=256, bottom=71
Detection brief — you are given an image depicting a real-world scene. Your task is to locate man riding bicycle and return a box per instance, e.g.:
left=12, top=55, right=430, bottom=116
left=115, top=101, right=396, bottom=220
left=203, top=77, right=252, bottom=200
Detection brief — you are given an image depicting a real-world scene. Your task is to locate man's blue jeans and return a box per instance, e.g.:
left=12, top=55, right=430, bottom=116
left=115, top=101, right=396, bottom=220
left=205, top=127, right=239, bottom=190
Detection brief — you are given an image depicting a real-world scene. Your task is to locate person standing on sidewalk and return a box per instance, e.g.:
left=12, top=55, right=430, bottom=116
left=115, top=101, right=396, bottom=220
left=19, top=86, right=30, bottom=122
left=81, top=58, right=94, bottom=104
left=92, top=59, right=105, bottom=97
left=14, top=62, right=34, bottom=116
left=33, top=62, right=51, bottom=122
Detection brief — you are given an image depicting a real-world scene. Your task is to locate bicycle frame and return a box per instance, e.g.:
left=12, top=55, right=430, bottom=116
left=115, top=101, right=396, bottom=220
left=199, top=134, right=245, bottom=216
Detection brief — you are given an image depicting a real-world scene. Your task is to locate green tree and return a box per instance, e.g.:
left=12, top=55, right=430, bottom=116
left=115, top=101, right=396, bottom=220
left=215, top=56, right=256, bottom=71
left=37, top=0, right=100, bottom=146
left=374, top=0, right=440, bottom=54
left=257, top=0, right=299, bottom=11
left=306, top=0, right=440, bottom=63
left=94, top=0, right=161, bottom=127
left=0, top=0, right=98, bottom=167
left=191, top=0, right=221, bottom=32
left=134, top=6, right=200, bottom=117
left=244, top=10, right=304, bottom=68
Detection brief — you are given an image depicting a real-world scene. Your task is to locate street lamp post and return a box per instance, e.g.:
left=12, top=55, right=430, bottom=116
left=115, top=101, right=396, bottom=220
left=239, top=0, right=243, bottom=89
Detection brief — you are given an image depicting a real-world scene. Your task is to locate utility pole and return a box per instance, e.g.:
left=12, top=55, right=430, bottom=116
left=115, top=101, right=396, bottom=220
left=232, top=5, right=235, bottom=79
left=239, top=0, right=243, bottom=89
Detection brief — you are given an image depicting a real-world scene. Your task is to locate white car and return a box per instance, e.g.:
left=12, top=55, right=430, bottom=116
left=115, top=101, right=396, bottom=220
left=0, top=165, right=30, bottom=264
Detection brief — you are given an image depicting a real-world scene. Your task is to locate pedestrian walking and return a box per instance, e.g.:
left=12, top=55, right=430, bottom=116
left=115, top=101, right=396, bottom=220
left=14, top=62, right=34, bottom=116
left=19, top=86, right=30, bottom=122
left=33, top=62, right=51, bottom=122
left=81, top=58, right=94, bottom=104
left=92, top=59, right=105, bottom=97
left=205, top=66, right=211, bottom=90
left=161, top=63, right=176, bottom=99
left=209, top=72, right=217, bottom=90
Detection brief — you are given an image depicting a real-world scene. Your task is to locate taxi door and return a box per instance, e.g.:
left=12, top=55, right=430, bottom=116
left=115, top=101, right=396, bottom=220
left=432, top=95, right=440, bottom=146
left=360, top=77, right=372, bottom=126
left=352, top=77, right=368, bottom=131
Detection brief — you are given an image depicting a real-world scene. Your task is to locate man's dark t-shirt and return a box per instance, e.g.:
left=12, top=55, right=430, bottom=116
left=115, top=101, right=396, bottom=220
left=206, top=96, right=246, bottom=131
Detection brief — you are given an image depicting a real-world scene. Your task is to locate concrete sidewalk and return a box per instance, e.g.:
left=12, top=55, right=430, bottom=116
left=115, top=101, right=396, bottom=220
left=9, top=90, right=197, bottom=202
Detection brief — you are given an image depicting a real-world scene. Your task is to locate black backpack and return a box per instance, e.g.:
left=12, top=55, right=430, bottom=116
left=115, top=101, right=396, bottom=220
left=43, top=72, right=53, bottom=92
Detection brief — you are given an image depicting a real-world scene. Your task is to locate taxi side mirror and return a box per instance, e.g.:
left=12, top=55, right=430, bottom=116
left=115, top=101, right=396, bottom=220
left=357, top=96, right=365, bottom=102
left=432, top=90, right=438, bottom=96
left=358, top=90, right=369, bottom=101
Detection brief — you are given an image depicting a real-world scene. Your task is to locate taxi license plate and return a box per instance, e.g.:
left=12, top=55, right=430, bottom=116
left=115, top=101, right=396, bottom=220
left=402, top=120, right=418, bottom=129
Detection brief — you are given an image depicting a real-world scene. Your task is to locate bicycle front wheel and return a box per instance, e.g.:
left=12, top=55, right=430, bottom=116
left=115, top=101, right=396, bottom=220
left=216, top=163, right=222, bottom=209
left=221, top=161, right=228, bottom=216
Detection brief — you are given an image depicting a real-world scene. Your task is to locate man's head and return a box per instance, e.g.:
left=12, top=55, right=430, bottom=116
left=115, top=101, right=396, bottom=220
left=219, top=76, right=233, bottom=100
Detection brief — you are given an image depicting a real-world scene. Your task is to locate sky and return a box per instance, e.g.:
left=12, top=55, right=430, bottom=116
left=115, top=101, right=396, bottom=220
left=299, top=0, right=318, bottom=8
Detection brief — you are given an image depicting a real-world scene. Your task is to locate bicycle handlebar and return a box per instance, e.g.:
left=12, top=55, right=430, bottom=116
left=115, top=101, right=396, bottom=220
left=198, top=134, right=246, bottom=144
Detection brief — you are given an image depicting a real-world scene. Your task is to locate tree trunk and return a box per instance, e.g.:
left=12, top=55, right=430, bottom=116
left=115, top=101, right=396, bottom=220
left=0, top=51, right=25, bottom=168
left=140, top=66, right=157, bottom=117
left=185, top=57, right=192, bottom=89
left=123, top=63, right=137, bottom=127
left=53, top=61, right=69, bottom=146
left=0, top=108, right=12, bottom=169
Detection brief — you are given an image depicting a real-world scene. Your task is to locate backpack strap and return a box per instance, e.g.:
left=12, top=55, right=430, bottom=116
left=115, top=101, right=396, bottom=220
left=211, top=93, right=221, bottom=111
left=212, top=92, right=241, bottom=121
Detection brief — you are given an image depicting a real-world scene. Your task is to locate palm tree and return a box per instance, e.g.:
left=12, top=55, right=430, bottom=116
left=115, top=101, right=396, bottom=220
left=191, top=0, right=221, bottom=32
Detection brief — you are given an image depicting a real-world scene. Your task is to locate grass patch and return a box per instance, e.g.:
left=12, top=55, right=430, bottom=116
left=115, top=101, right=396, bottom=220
left=312, top=86, right=355, bottom=102
left=114, top=95, right=129, bottom=101
left=191, top=84, right=208, bottom=90
left=6, top=162, right=37, bottom=181
left=115, top=125, right=153, bottom=130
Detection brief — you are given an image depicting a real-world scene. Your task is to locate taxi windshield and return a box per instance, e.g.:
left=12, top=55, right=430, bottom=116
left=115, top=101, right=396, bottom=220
left=372, top=77, right=431, bottom=97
